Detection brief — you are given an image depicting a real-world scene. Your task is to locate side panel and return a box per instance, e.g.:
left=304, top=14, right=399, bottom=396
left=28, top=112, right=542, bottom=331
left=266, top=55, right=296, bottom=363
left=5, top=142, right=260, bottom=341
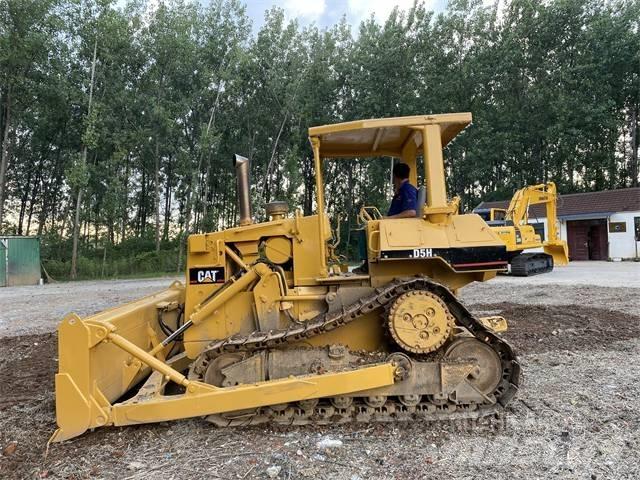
left=183, top=292, right=256, bottom=359
left=373, top=214, right=508, bottom=277
left=291, top=214, right=330, bottom=285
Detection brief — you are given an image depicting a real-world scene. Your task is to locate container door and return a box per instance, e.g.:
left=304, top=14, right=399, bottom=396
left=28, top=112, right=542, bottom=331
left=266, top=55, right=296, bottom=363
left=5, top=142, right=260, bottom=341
left=0, top=240, right=6, bottom=287
left=7, top=237, right=41, bottom=286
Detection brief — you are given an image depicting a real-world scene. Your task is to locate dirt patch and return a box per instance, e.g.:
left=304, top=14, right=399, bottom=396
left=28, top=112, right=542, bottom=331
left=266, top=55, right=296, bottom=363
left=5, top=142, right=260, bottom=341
left=476, top=303, right=640, bottom=354
left=461, top=282, right=640, bottom=317
left=0, top=333, right=57, bottom=411
left=1, top=303, right=639, bottom=479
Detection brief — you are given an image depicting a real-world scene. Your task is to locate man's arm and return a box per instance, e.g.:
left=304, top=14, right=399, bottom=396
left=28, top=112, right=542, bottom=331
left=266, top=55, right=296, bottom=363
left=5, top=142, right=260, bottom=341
left=387, top=209, right=416, bottom=219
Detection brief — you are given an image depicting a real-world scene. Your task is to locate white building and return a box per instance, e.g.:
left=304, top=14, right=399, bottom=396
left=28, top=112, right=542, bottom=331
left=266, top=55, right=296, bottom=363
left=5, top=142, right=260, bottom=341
left=475, top=187, right=640, bottom=261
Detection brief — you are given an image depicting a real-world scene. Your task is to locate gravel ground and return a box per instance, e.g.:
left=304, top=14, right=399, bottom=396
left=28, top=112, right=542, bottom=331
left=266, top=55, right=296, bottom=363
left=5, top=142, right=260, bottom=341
left=1, top=263, right=639, bottom=479
left=0, top=276, right=181, bottom=337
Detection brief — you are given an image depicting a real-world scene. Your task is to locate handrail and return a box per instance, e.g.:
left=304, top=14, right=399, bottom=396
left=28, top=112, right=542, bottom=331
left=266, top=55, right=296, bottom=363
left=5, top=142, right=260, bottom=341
left=358, top=206, right=383, bottom=225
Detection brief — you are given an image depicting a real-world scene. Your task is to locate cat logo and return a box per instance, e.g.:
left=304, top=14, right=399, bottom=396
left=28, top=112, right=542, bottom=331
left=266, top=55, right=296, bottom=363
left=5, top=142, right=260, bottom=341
left=189, top=266, right=225, bottom=285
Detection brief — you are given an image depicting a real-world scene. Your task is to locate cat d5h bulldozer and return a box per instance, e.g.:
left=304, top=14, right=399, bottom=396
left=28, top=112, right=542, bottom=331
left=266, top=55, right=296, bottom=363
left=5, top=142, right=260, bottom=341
left=52, top=113, right=520, bottom=442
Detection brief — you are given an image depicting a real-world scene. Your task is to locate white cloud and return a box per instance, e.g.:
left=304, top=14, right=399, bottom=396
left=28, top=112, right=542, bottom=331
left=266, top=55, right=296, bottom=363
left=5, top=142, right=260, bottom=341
left=347, top=0, right=436, bottom=24
left=282, top=0, right=327, bottom=21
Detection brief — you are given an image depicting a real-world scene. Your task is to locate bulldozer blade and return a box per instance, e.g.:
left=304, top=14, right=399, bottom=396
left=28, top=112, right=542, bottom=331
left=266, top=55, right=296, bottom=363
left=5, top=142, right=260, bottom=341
left=51, top=282, right=185, bottom=443
left=543, top=241, right=569, bottom=266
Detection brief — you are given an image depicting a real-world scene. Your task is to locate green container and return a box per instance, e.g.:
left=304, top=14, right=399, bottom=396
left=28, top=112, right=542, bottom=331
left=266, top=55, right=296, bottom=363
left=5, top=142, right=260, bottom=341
left=0, top=236, right=41, bottom=287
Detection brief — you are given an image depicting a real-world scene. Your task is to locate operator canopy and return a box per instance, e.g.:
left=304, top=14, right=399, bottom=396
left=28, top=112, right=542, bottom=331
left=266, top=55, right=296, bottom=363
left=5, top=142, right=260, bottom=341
left=308, top=113, right=472, bottom=158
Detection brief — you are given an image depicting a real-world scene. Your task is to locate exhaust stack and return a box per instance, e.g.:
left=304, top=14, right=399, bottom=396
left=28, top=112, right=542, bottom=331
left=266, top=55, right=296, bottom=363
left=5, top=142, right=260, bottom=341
left=233, top=154, right=252, bottom=226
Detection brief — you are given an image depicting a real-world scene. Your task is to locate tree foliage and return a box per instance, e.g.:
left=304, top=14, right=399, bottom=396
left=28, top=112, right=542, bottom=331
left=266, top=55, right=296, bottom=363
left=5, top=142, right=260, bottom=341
left=0, top=0, right=638, bottom=278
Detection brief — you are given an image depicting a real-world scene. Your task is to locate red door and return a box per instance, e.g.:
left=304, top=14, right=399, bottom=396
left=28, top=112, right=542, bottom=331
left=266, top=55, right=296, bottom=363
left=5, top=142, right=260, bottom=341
left=588, top=221, right=608, bottom=260
left=567, top=221, right=589, bottom=260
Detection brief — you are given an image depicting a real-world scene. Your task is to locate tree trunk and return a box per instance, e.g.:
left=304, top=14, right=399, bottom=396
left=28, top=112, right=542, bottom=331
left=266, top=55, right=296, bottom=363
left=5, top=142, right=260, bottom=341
left=17, top=169, right=31, bottom=235
left=121, top=153, right=130, bottom=243
left=0, top=85, right=11, bottom=232
left=25, top=173, right=41, bottom=236
left=140, top=170, right=147, bottom=236
left=154, top=139, right=161, bottom=252
left=101, top=243, right=107, bottom=278
left=176, top=169, right=197, bottom=273
left=37, top=180, right=49, bottom=237
left=631, top=105, right=638, bottom=187
left=163, top=154, right=172, bottom=241
left=201, top=164, right=210, bottom=232
left=262, top=108, right=290, bottom=203
left=71, top=39, right=97, bottom=279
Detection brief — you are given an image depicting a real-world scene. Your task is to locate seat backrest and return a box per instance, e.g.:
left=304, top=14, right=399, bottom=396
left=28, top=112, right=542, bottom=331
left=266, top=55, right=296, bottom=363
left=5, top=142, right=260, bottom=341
left=416, top=186, right=426, bottom=217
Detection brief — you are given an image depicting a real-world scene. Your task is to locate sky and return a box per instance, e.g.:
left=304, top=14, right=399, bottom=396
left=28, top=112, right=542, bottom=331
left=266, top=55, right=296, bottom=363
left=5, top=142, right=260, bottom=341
left=244, top=0, right=449, bottom=31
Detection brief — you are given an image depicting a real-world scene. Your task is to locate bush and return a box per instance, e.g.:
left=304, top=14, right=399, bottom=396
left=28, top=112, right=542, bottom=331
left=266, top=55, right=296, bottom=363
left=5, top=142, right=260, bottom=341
left=42, top=248, right=180, bottom=281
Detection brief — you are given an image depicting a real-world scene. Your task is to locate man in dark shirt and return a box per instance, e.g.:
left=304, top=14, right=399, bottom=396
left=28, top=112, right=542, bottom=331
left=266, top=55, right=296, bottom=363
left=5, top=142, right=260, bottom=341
left=387, top=162, right=418, bottom=218
left=353, top=162, right=418, bottom=274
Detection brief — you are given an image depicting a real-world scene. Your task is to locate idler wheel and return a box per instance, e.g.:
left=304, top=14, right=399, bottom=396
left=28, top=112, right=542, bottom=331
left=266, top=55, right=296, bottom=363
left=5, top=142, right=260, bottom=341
left=385, top=352, right=412, bottom=381
left=444, top=337, right=502, bottom=395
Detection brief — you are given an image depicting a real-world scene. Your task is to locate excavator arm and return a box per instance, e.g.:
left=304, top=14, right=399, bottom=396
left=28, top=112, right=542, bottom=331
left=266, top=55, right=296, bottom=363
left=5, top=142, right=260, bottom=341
left=505, top=182, right=568, bottom=266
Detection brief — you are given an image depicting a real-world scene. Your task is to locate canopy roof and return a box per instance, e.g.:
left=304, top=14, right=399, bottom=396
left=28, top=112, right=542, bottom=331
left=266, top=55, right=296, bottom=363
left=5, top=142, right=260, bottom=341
left=308, top=113, right=472, bottom=158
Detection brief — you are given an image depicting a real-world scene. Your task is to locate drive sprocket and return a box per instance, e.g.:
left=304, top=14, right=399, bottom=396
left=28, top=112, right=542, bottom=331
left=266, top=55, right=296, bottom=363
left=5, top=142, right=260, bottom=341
left=387, top=290, right=454, bottom=354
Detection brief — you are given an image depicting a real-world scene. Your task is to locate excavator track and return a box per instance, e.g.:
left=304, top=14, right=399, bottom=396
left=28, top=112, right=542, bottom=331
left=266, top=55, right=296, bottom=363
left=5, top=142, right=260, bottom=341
left=510, top=252, right=554, bottom=276
left=189, top=275, right=521, bottom=425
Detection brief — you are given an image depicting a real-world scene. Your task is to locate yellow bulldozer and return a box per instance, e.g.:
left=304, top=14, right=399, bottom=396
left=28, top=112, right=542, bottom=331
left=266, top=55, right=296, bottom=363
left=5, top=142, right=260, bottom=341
left=52, top=113, right=520, bottom=442
left=474, top=183, right=569, bottom=276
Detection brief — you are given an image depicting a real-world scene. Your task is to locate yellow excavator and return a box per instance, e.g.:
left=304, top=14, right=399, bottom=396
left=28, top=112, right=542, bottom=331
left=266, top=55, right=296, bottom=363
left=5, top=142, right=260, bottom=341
left=474, top=183, right=569, bottom=276
left=52, top=113, right=520, bottom=442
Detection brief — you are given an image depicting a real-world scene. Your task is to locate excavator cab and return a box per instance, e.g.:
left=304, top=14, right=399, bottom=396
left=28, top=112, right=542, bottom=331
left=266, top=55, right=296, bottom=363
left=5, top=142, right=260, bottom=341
left=475, top=207, right=508, bottom=226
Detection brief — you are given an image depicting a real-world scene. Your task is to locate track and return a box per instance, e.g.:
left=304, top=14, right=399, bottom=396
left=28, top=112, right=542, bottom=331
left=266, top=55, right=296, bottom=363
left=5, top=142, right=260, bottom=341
left=189, top=275, right=521, bottom=425
left=510, top=253, right=554, bottom=276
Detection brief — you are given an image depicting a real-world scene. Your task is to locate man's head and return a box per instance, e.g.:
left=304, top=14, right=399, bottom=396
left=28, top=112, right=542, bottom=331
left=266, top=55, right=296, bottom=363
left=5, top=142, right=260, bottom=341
left=392, top=162, right=411, bottom=190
